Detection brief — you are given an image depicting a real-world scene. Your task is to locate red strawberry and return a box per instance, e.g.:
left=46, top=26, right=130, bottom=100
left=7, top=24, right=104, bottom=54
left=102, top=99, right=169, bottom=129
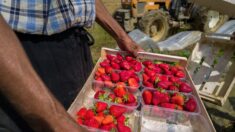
left=104, top=80, right=114, bottom=88
left=124, top=93, right=136, bottom=103
left=170, top=66, right=178, bottom=74
left=102, top=115, right=114, bottom=125
left=84, top=109, right=95, bottom=120
left=101, top=74, right=111, bottom=81
left=152, top=90, right=161, bottom=105
left=133, top=62, right=142, bottom=72
left=114, top=86, right=127, bottom=97
left=159, top=75, right=168, bottom=81
left=169, top=76, right=180, bottom=83
left=116, top=82, right=126, bottom=88
left=120, top=61, right=131, bottom=70
left=105, top=66, right=113, bottom=74
left=143, top=73, right=150, bottom=82
left=152, top=67, right=162, bottom=74
left=179, top=82, right=192, bottom=93
left=111, top=62, right=120, bottom=69
left=160, top=93, right=170, bottom=103
left=100, top=60, right=110, bottom=67
left=149, top=75, right=157, bottom=83
left=163, top=69, right=173, bottom=75
left=108, top=93, right=116, bottom=102
left=95, top=76, right=103, bottom=81
left=95, top=102, right=108, bottom=113
left=117, top=123, right=131, bottom=132
left=175, top=71, right=185, bottom=78
left=76, top=107, right=87, bottom=119
left=119, top=71, right=131, bottom=82
left=160, top=103, right=177, bottom=110
left=84, top=118, right=100, bottom=128
left=128, top=78, right=139, bottom=87
left=100, top=123, right=116, bottom=131
left=184, top=98, right=197, bottom=112
left=125, top=56, right=133, bottom=61
left=117, top=115, right=126, bottom=124
left=77, top=118, right=83, bottom=125
left=130, top=74, right=140, bottom=83
left=144, top=68, right=156, bottom=77
left=111, top=72, right=120, bottom=82
left=116, top=53, right=123, bottom=60
left=168, top=85, right=179, bottom=91
left=94, top=115, right=104, bottom=124
left=147, top=63, right=155, bottom=70
left=177, top=105, right=183, bottom=110
left=171, top=94, right=185, bottom=106
left=159, top=63, right=170, bottom=70
left=143, top=81, right=154, bottom=88
left=94, top=90, right=105, bottom=99
left=109, top=105, right=127, bottom=118
left=97, top=67, right=106, bottom=75
left=95, top=71, right=102, bottom=77
left=142, top=60, right=152, bottom=66
left=142, top=90, right=152, bottom=105
left=157, top=81, right=172, bottom=89
left=106, top=54, right=116, bottom=61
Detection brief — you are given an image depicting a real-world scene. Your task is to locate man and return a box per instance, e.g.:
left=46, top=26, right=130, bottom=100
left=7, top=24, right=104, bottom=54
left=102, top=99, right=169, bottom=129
left=0, top=0, right=142, bottom=131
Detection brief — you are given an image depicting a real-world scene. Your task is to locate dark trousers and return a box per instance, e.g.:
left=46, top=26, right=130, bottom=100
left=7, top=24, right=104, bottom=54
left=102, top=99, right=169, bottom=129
left=0, top=27, right=93, bottom=131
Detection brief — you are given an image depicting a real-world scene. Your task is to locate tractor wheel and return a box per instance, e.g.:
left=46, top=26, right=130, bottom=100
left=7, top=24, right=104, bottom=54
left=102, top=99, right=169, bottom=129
left=139, top=10, right=170, bottom=42
left=191, top=6, right=228, bottom=33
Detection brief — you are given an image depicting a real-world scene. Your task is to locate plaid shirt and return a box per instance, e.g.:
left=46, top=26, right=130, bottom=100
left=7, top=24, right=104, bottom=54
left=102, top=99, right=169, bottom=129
left=0, top=0, right=95, bottom=35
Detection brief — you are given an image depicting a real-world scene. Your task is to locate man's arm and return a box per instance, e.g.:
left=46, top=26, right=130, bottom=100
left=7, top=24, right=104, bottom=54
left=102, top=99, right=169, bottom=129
left=95, top=0, right=143, bottom=56
left=0, top=15, right=83, bottom=132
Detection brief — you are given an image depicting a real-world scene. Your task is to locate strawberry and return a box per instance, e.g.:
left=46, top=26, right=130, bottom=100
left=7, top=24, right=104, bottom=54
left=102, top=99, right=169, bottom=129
left=116, top=53, right=123, bottom=60
left=111, top=62, right=120, bottom=69
left=119, top=71, right=131, bottom=82
left=102, top=115, right=114, bottom=125
left=107, top=54, right=116, bottom=61
left=111, top=72, right=120, bottom=82
left=95, top=76, right=103, bottom=81
left=159, top=75, right=168, bottom=81
left=101, top=74, right=111, bottom=81
left=142, top=90, right=152, bottom=105
left=177, top=105, right=183, bottom=110
left=77, top=118, right=83, bottom=125
left=114, top=86, right=126, bottom=97
left=143, top=73, right=150, bottom=82
left=171, top=94, right=185, bottom=106
left=130, top=74, right=140, bottom=83
left=170, top=66, right=178, bottom=74
left=160, top=92, right=170, bottom=103
left=100, top=123, right=116, bottom=131
left=179, top=82, right=192, bottom=93
left=163, top=69, right=173, bottom=75
left=142, top=60, right=152, bottom=66
left=157, top=81, right=172, bottom=89
left=84, top=109, right=95, bottom=120
left=175, top=71, right=185, bottom=78
left=109, top=105, right=127, bottom=118
left=133, top=62, right=142, bottom=72
left=128, top=78, right=139, bottom=87
left=125, top=56, right=133, bottom=61
left=168, top=85, right=179, bottom=91
left=169, top=76, right=180, bottom=83
left=95, top=71, right=102, bottom=77
left=116, top=82, right=126, bottom=88
left=104, top=80, right=114, bottom=88
left=184, top=98, right=197, bottom=112
left=95, top=102, right=108, bottom=113
left=115, top=97, right=123, bottom=104
left=117, top=123, right=131, bottom=132
left=146, top=63, right=155, bottom=70
left=94, top=90, right=105, bottom=99
left=84, top=118, right=100, bottom=128
left=100, top=59, right=110, bottom=67
left=77, top=107, right=87, bottom=119
left=144, top=68, right=156, bottom=77
left=97, top=112, right=105, bottom=117
left=149, top=75, right=157, bottom=84
left=152, top=67, right=162, bottom=74
left=94, top=115, right=104, bottom=124
left=97, top=67, right=106, bottom=75
left=120, top=61, right=131, bottom=70
left=160, top=103, right=177, bottom=110
left=105, top=66, right=113, bottom=74
left=159, top=63, right=170, bottom=70
left=152, top=91, right=161, bottom=105
left=124, top=93, right=136, bottom=103
left=108, top=93, right=116, bottom=102
left=117, top=115, right=126, bottom=125
left=143, top=81, right=154, bottom=88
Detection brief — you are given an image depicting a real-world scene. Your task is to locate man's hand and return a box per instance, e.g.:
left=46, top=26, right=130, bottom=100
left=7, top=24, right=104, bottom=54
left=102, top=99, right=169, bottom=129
left=95, top=0, right=144, bottom=56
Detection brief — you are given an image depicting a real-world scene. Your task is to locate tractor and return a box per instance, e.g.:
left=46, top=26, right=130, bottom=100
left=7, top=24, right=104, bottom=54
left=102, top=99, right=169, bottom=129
left=114, top=0, right=229, bottom=41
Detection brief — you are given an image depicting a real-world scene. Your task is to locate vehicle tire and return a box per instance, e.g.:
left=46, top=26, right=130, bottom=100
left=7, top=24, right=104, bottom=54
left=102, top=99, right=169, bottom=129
left=139, top=10, right=170, bottom=42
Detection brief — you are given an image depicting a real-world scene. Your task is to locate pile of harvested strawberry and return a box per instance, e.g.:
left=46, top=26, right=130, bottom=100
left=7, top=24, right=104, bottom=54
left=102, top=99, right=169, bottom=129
left=94, top=68, right=140, bottom=89
left=142, top=89, right=197, bottom=112
left=94, top=87, right=137, bottom=107
left=76, top=102, right=131, bottom=132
